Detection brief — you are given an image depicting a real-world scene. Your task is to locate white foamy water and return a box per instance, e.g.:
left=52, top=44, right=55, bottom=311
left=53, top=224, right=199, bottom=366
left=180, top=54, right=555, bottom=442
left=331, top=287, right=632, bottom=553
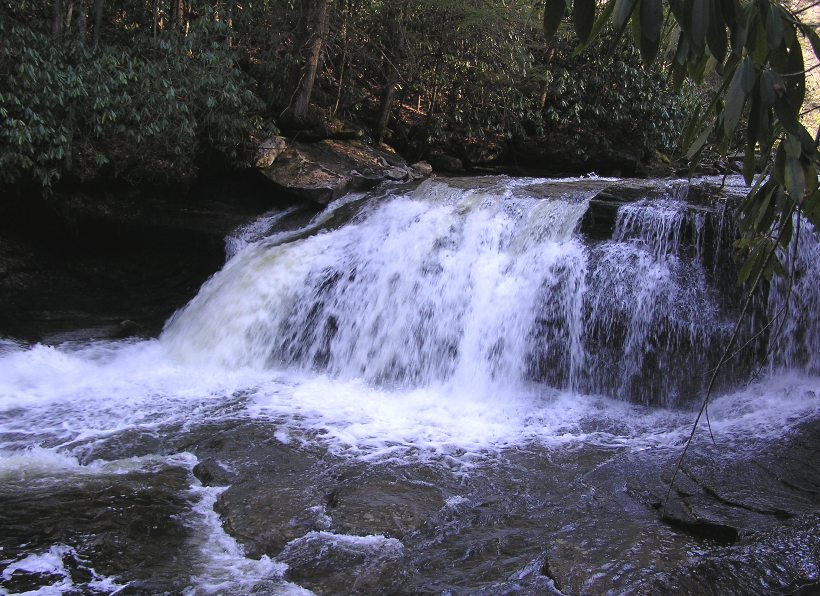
left=0, top=334, right=816, bottom=469
left=1, top=544, right=124, bottom=595
left=2, top=177, right=819, bottom=465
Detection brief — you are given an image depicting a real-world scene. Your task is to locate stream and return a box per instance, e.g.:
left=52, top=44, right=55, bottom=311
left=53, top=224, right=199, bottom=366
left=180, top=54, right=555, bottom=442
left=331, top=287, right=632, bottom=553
left=1, top=176, right=818, bottom=594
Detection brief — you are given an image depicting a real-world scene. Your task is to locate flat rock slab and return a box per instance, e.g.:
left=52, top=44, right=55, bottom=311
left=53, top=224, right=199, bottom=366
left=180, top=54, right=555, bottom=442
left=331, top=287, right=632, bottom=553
left=260, top=140, right=424, bottom=205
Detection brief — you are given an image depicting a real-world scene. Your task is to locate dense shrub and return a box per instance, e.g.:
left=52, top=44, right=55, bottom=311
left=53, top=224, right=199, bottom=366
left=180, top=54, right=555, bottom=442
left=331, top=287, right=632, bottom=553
left=542, top=32, right=691, bottom=160
left=0, top=7, right=269, bottom=188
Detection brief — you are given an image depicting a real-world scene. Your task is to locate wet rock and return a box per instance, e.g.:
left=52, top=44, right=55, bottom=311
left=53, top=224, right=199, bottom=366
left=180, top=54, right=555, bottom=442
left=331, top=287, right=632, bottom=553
left=634, top=422, right=820, bottom=546
left=192, top=422, right=328, bottom=558
left=108, top=319, right=140, bottom=339
left=467, top=556, right=563, bottom=595
left=327, top=470, right=445, bottom=539
left=0, top=466, right=193, bottom=591
left=259, top=140, right=416, bottom=205
left=192, top=458, right=234, bottom=487
left=68, top=429, right=168, bottom=463
left=639, top=513, right=820, bottom=594
left=277, top=531, right=405, bottom=594
left=0, top=570, right=66, bottom=594
left=384, top=166, right=410, bottom=181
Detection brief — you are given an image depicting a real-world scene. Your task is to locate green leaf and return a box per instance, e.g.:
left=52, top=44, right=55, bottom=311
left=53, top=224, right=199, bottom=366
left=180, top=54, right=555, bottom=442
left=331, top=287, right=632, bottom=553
left=614, top=0, right=639, bottom=31
left=765, top=3, right=783, bottom=50
left=748, top=78, right=762, bottom=145
left=785, top=154, right=806, bottom=202
left=751, top=14, right=768, bottom=63
left=760, top=68, right=781, bottom=106
left=723, top=56, right=752, bottom=138
left=737, top=236, right=766, bottom=284
left=784, top=32, right=805, bottom=110
left=784, top=134, right=801, bottom=159
left=544, top=0, right=568, bottom=45
left=573, top=0, right=596, bottom=43
left=753, top=182, right=776, bottom=231
left=631, top=3, right=643, bottom=46
left=573, top=0, right=616, bottom=53
left=774, top=96, right=816, bottom=154
left=669, top=0, right=686, bottom=26
left=706, top=0, right=727, bottom=62
left=686, top=123, right=712, bottom=159
left=688, top=0, right=710, bottom=55
left=675, top=31, right=690, bottom=65
left=805, top=188, right=820, bottom=228
left=720, top=0, right=737, bottom=32
left=800, top=23, right=820, bottom=64
left=639, top=0, right=663, bottom=63
left=731, top=6, right=749, bottom=53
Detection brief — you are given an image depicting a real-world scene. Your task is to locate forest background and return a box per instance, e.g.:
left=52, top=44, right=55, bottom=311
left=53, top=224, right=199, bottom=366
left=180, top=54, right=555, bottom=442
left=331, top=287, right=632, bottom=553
left=1, top=0, right=818, bottom=267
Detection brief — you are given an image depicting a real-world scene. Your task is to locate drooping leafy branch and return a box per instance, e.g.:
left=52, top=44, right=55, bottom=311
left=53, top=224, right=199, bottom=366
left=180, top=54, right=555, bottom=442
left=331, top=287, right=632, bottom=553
left=544, top=0, right=820, bottom=281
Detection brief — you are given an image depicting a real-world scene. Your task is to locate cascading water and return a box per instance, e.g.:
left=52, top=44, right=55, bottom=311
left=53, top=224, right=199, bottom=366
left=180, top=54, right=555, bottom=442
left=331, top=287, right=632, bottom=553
left=767, top=215, right=820, bottom=374
left=162, top=176, right=795, bottom=406
left=2, top=175, right=819, bottom=595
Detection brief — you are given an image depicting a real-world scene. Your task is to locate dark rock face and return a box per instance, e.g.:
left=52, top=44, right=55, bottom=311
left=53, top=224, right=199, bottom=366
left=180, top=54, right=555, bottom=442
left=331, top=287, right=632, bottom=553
left=0, top=172, right=313, bottom=341
left=510, top=133, right=643, bottom=177
left=641, top=514, right=820, bottom=594
left=0, top=466, right=196, bottom=594
left=427, top=152, right=464, bottom=172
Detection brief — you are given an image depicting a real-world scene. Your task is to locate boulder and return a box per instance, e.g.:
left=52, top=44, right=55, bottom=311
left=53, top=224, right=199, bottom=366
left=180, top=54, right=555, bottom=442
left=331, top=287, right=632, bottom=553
left=259, top=139, right=429, bottom=205
left=411, top=161, right=433, bottom=176
left=427, top=152, right=464, bottom=172
left=254, top=136, right=288, bottom=169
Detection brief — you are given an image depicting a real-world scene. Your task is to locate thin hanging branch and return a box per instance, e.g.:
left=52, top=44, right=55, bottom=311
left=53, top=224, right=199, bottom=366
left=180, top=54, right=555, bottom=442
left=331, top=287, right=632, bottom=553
left=664, top=203, right=798, bottom=504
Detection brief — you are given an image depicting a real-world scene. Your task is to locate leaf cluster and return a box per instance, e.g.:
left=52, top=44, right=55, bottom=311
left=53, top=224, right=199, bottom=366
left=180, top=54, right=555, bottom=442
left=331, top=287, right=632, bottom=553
left=543, top=0, right=820, bottom=282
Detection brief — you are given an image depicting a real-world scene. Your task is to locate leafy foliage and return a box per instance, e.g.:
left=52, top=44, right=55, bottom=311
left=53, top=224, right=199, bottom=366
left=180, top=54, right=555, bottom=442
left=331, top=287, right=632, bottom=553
left=542, top=30, right=689, bottom=160
left=0, top=3, right=267, bottom=188
left=543, top=0, right=820, bottom=281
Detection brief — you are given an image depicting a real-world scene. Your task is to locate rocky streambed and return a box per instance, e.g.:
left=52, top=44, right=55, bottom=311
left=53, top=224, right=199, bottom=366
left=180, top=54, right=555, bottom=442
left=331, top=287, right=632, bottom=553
left=2, top=408, right=819, bottom=594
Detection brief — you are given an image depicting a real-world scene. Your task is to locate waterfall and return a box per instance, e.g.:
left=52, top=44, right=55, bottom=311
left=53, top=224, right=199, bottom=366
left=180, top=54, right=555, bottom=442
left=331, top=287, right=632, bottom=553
left=767, top=214, right=820, bottom=374
left=161, top=176, right=818, bottom=406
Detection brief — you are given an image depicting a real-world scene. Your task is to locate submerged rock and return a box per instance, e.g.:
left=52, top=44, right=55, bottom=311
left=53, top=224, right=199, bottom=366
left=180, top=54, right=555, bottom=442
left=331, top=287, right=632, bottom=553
left=277, top=531, right=405, bottom=594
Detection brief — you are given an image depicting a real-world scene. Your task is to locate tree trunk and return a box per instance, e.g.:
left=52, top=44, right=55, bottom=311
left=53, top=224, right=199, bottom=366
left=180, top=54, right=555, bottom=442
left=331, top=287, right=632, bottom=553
left=374, top=8, right=406, bottom=144
left=153, top=0, right=159, bottom=42
left=374, top=65, right=399, bottom=145
left=91, top=0, right=104, bottom=50
left=226, top=3, right=233, bottom=48
left=332, top=0, right=350, bottom=117
left=170, top=0, right=184, bottom=29
left=65, top=0, right=75, bottom=32
left=52, top=0, right=64, bottom=36
left=77, top=0, right=87, bottom=41
left=289, top=0, right=328, bottom=125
